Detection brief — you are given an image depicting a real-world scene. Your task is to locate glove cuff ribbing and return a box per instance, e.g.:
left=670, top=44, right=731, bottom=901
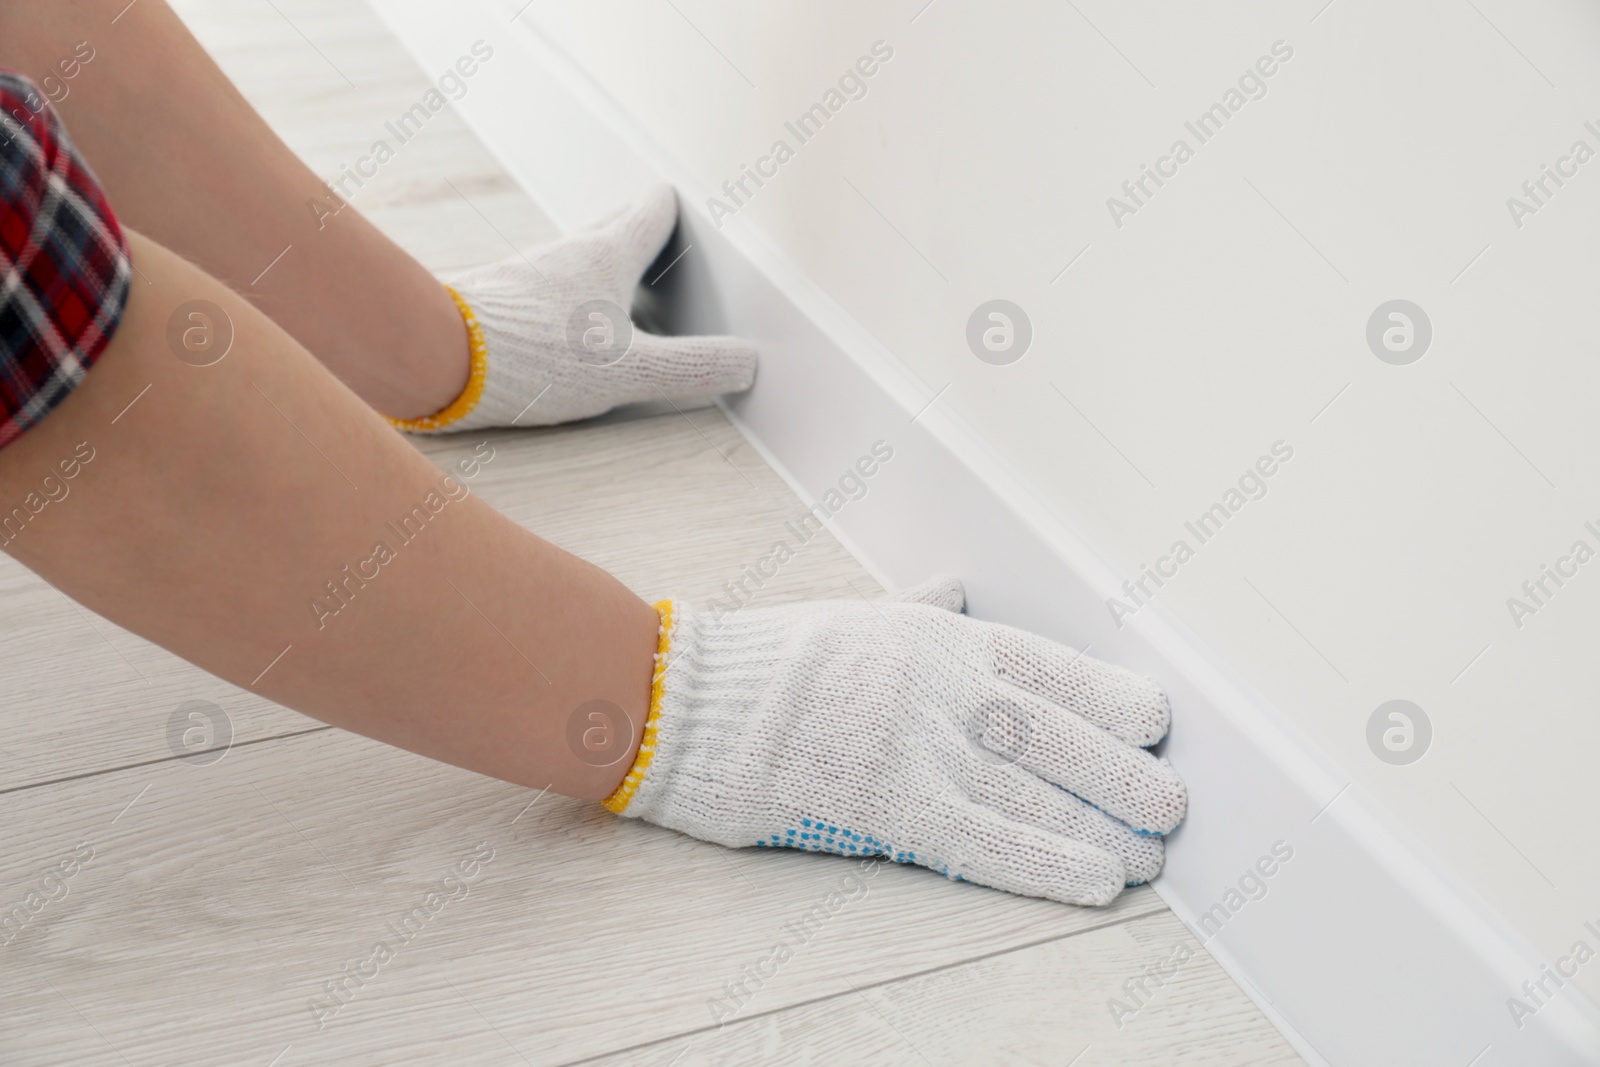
left=603, top=600, right=677, bottom=813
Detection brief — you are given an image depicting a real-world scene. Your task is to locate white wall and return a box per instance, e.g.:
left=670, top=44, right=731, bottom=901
left=419, top=0, right=1600, bottom=1032
left=509, top=0, right=1600, bottom=1009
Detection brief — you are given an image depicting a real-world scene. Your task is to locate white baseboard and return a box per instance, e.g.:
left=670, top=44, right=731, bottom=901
left=367, top=3, right=1600, bottom=1062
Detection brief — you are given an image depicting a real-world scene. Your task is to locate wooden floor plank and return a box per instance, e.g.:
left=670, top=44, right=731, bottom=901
left=0, top=727, right=1164, bottom=1067
left=577, top=908, right=1303, bottom=1067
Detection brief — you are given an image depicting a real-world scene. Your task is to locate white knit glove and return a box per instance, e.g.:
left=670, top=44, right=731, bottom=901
left=412, top=185, right=756, bottom=431
left=605, top=577, right=1187, bottom=907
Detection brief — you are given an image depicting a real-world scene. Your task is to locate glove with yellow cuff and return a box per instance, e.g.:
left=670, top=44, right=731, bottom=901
left=604, top=576, right=1187, bottom=907
left=389, top=185, right=756, bottom=434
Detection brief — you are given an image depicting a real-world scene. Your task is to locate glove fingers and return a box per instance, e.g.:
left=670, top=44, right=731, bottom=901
left=951, top=759, right=1165, bottom=886
left=884, top=575, right=965, bottom=613
left=597, top=183, right=681, bottom=286
left=626, top=330, right=758, bottom=402
left=981, top=686, right=1188, bottom=834
left=949, top=755, right=1165, bottom=885
left=987, top=624, right=1170, bottom=747
left=910, top=794, right=1126, bottom=906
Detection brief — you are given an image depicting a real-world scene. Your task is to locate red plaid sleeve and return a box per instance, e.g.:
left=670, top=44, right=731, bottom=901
left=0, top=69, right=131, bottom=451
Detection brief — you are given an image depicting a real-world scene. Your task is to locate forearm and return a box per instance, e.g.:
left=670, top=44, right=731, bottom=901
left=0, top=232, right=657, bottom=799
left=0, top=0, right=467, bottom=419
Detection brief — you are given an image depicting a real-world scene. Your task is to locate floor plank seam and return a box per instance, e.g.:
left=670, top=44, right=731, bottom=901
left=551, top=902, right=1171, bottom=1067
left=0, top=725, right=336, bottom=798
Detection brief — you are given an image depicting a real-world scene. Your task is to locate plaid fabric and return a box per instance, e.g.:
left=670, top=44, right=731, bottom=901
left=0, top=70, right=130, bottom=451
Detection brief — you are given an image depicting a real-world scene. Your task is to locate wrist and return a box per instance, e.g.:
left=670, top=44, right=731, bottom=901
left=384, top=284, right=484, bottom=430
